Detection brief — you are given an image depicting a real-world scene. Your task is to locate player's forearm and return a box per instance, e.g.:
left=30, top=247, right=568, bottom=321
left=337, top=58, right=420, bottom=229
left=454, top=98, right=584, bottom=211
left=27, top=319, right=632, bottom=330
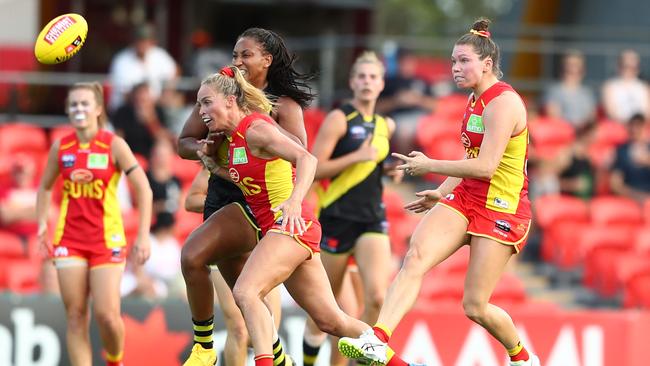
left=133, top=184, right=153, bottom=238
left=35, top=188, right=52, bottom=229
left=290, top=153, right=318, bottom=203
left=315, top=153, right=359, bottom=179
left=436, top=176, right=462, bottom=197
left=178, top=137, right=203, bottom=160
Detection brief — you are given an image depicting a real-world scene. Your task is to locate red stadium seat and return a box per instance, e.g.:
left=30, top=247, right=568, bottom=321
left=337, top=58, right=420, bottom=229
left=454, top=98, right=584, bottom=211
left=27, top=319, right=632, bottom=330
left=590, top=196, right=643, bottom=226
left=49, top=125, right=75, bottom=144
left=433, top=94, right=468, bottom=121
left=6, top=258, right=41, bottom=294
left=0, top=123, right=48, bottom=155
left=175, top=209, right=203, bottom=244
left=580, top=224, right=637, bottom=295
left=533, top=194, right=589, bottom=230
left=623, top=272, right=650, bottom=309
left=594, top=119, right=629, bottom=146
left=171, top=156, right=202, bottom=188
left=528, top=117, right=575, bottom=160
left=415, top=113, right=459, bottom=150
left=434, top=245, right=469, bottom=275
left=383, top=187, right=405, bottom=220
left=546, top=221, right=589, bottom=269
left=0, top=230, right=26, bottom=258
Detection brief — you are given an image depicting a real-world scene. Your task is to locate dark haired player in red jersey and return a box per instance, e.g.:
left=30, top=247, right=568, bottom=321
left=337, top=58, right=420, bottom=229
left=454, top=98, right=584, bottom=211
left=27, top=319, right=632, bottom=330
left=339, top=17, right=539, bottom=366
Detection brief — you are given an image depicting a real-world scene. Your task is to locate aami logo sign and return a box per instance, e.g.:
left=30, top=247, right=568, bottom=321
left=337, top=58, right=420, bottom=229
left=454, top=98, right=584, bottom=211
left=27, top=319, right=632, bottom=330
left=0, top=308, right=60, bottom=366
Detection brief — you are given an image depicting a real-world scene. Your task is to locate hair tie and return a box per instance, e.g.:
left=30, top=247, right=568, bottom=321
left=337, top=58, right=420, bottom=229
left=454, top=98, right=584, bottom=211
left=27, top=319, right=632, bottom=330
left=470, top=29, right=491, bottom=38
left=219, top=66, right=235, bottom=78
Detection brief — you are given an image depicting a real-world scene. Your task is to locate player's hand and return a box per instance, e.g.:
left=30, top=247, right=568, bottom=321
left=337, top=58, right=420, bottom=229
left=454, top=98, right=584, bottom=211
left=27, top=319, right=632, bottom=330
left=197, top=131, right=224, bottom=157
left=130, top=235, right=151, bottom=265
left=392, top=151, right=432, bottom=176
left=404, top=189, right=443, bottom=213
left=354, top=134, right=377, bottom=162
left=37, top=224, right=52, bottom=257
left=197, top=149, right=220, bottom=175
left=272, top=198, right=306, bottom=235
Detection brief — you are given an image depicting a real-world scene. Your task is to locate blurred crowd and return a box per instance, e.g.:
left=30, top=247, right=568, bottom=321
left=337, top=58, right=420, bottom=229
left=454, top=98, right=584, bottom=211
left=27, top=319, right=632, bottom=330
left=2, top=23, right=650, bottom=309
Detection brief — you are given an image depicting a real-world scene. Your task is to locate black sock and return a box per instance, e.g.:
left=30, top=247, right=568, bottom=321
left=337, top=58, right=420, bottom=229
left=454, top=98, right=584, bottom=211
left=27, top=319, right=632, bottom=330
left=302, top=338, right=321, bottom=366
left=192, top=316, right=214, bottom=349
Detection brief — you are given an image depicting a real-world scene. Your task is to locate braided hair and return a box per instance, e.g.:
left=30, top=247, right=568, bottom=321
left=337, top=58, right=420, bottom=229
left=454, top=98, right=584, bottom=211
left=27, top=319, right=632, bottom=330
left=239, top=28, right=316, bottom=108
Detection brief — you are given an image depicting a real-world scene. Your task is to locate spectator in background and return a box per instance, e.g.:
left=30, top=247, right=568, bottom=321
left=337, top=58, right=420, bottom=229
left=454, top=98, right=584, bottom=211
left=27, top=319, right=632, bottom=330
left=108, top=23, right=178, bottom=111
left=602, top=49, right=650, bottom=123
left=159, top=81, right=193, bottom=136
left=376, top=49, right=437, bottom=154
left=0, top=157, right=38, bottom=242
left=147, top=138, right=182, bottom=216
left=556, top=121, right=597, bottom=200
left=544, top=50, right=596, bottom=129
left=122, top=212, right=183, bottom=299
left=112, top=82, right=171, bottom=159
left=610, top=113, right=650, bottom=202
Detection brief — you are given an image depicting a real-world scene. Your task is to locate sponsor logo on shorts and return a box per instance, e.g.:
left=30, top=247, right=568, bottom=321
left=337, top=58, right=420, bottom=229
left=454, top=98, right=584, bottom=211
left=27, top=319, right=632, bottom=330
left=517, top=223, right=527, bottom=233
left=70, top=168, right=94, bottom=183
left=494, top=197, right=509, bottom=209
left=53, top=246, right=69, bottom=257
left=232, top=147, right=248, bottom=165
left=87, top=153, right=109, bottom=169
left=495, top=220, right=511, bottom=232
left=445, top=193, right=455, bottom=200
left=62, top=154, right=76, bottom=168
left=229, top=168, right=240, bottom=182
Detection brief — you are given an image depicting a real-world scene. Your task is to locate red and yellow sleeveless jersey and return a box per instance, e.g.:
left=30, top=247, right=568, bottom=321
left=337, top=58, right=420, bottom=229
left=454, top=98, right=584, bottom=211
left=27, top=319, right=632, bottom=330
left=54, top=130, right=126, bottom=248
left=227, top=113, right=316, bottom=233
left=459, top=81, right=531, bottom=216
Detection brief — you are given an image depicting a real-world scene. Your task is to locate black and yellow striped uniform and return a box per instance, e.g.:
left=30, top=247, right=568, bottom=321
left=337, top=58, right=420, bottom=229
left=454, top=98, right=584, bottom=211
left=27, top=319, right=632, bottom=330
left=317, top=104, right=390, bottom=254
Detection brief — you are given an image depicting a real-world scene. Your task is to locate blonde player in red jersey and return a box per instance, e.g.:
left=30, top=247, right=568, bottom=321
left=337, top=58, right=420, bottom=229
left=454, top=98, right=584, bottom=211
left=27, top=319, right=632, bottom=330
left=36, top=82, right=153, bottom=366
left=195, top=66, right=417, bottom=366
left=339, top=18, right=540, bottom=366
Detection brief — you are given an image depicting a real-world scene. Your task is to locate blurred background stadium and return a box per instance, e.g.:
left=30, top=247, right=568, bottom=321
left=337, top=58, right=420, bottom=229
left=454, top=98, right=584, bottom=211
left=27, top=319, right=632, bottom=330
left=2, top=0, right=650, bottom=365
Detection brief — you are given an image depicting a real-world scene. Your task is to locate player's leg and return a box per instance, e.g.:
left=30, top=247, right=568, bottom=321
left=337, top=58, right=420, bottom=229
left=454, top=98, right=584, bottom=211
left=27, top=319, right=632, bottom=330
left=354, top=232, right=392, bottom=323
left=89, top=264, right=125, bottom=366
left=302, top=251, right=348, bottom=366
left=56, top=262, right=91, bottom=366
left=463, top=237, right=537, bottom=365
left=232, top=232, right=312, bottom=366
left=211, top=268, right=248, bottom=366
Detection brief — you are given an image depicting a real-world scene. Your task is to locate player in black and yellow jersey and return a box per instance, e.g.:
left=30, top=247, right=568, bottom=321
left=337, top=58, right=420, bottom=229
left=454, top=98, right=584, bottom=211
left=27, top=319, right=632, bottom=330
left=302, top=51, right=400, bottom=366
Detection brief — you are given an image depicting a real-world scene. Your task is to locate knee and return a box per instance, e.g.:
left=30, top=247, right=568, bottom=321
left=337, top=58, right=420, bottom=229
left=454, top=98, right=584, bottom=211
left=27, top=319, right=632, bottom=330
left=181, top=240, right=208, bottom=274
left=226, top=319, right=249, bottom=345
left=462, top=296, right=487, bottom=324
left=364, top=290, right=384, bottom=313
left=231, top=284, right=256, bottom=313
left=65, top=307, right=88, bottom=330
left=312, top=310, right=345, bottom=336
left=402, top=241, right=429, bottom=277
left=94, top=309, right=122, bottom=331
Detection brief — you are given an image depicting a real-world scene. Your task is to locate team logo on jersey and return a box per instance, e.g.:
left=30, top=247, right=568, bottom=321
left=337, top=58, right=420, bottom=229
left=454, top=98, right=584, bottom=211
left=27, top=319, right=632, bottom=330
left=466, top=114, right=485, bottom=133
left=53, top=246, right=69, bottom=257
left=70, top=168, right=94, bottom=183
left=350, top=125, right=367, bottom=139
left=229, top=168, right=240, bottom=182
left=87, top=153, right=109, bottom=169
left=232, top=147, right=248, bottom=165
left=461, top=132, right=471, bottom=147
left=62, top=154, right=76, bottom=168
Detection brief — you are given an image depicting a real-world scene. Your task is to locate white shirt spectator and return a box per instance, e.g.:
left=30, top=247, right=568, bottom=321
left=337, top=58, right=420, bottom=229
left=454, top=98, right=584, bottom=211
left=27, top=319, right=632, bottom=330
left=108, top=46, right=176, bottom=110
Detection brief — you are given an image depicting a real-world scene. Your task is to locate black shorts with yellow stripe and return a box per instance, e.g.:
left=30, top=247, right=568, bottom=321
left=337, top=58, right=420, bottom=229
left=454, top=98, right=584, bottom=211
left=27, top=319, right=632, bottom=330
left=204, top=175, right=262, bottom=241
left=319, top=214, right=388, bottom=254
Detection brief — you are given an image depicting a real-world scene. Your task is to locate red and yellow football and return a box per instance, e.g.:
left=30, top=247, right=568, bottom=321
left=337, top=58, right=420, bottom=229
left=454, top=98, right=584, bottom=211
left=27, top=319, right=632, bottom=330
left=34, top=13, right=88, bottom=65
